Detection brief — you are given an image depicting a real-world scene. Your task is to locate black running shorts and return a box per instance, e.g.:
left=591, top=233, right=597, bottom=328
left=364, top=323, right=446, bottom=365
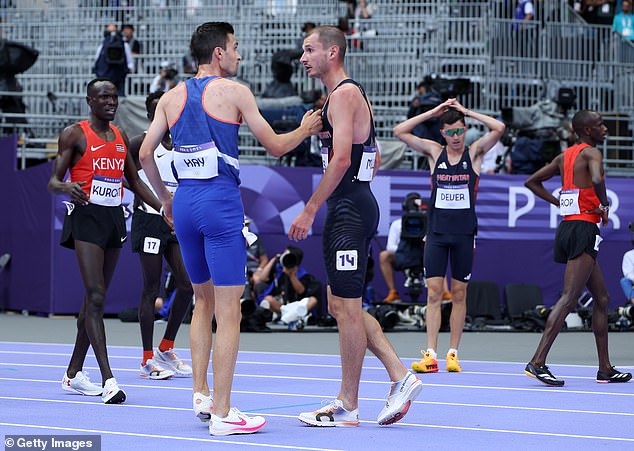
left=323, top=195, right=379, bottom=299
left=423, top=232, right=475, bottom=282
left=131, top=209, right=177, bottom=255
left=554, top=220, right=601, bottom=264
left=60, top=203, right=127, bottom=250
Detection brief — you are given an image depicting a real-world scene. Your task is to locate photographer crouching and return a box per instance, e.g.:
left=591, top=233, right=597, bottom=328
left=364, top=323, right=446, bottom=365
left=252, top=246, right=321, bottom=330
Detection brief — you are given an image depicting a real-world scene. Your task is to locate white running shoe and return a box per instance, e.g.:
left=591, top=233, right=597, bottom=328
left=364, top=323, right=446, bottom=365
left=377, top=371, right=422, bottom=425
left=101, top=378, right=126, bottom=404
left=154, top=348, right=193, bottom=377
left=140, top=359, right=175, bottom=380
left=194, top=392, right=213, bottom=422
left=209, top=407, right=265, bottom=436
left=61, top=371, right=102, bottom=396
left=298, top=399, right=360, bottom=427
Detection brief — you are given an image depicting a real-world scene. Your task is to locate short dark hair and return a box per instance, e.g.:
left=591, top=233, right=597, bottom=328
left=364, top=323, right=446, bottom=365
left=86, top=78, right=115, bottom=96
left=190, top=22, right=234, bottom=66
left=286, top=245, right=304, bottom=266
left=571, top=109, right=599, bottom=136
left=308, top=26, right=346, bottom=62
left=122, top=24, right=134, bottom=31
left=439, top=108, right=465, bottom=127
left=145, top=91, right=164, bottom=114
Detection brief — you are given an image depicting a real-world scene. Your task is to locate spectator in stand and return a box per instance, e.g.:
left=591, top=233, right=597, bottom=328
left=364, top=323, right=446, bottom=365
left=407, top=78, right=443, bottom=143
left=149, top=61, right=181, bottom=94
left=122, top=24, right=141, bottom=55
left=613, top=0, right=634, bottom=40
left=581, top=0, right=616, bottom=25
left=513, top=0, right=534, bottom=29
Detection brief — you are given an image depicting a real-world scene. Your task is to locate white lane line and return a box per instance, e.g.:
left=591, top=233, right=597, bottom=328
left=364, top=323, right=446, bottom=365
left=0, top=422, right=342, bottom=451
left=2, top=394, right=634, bottom=418
left=0, top=342, right=618, bottom=368
left=2, top=362, right=633, bottom=392
left=2, top=411, right=634, bottom=443
left=0, top=355, right=615, bottom=381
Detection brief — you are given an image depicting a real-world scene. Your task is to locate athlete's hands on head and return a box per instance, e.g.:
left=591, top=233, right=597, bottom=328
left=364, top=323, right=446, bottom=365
left=431, top=99, right=455, bottom=117
left=288, top=210, right=314, bottom=242
left=67, top=181, right=89, bottom=205
left=299, top=108, right=322, bottom=136
left=447, top=98, right=468, bottom=115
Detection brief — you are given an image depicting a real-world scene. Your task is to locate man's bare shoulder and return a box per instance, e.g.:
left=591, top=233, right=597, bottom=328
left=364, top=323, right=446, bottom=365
left=59, top=123, right=84, bottom=144
left=580, top=144, right=601, bottom=158
left=216, top=78, right=252, bottom=97
left=161, top=83, right=187, bottom=106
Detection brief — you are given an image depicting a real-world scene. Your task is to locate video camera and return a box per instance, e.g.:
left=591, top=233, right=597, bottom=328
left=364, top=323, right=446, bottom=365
left=400, top=193, right=427, bottom=240
left=423, top=73, right=472, bottom=101
left=396, top=193, right=428, bottom=301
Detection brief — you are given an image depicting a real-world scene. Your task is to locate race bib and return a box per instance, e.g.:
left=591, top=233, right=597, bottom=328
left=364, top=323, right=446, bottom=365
left=321, top=147, right=329, bottom=173
left=90, top=175, right=122, bottom=207
left=336, top=250, right=358, bottom=271
left=435, top=184, right=470, bottom=209
left=559, top=189, right=580, bottom=216
left=356, top=146, right=376, bottom=181
left=143, top=237, right=161, bottom=255
left=173, top=142, right=219, bottom=179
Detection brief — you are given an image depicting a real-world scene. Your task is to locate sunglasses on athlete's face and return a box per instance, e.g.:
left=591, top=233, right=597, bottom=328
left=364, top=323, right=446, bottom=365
left=444, top=127, right=465, bottom=137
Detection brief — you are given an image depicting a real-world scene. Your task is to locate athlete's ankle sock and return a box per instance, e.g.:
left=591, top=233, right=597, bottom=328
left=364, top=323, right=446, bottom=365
left=427, top=349, right=438, bottom=359
left=447, top=348, right=458, bottom=357
left=158, top=339, right=174, bottom=353
left=142, top=350, right=154, bottom=366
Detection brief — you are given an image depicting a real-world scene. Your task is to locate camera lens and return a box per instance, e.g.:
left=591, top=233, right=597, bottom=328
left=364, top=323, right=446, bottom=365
left=280, top=251, right=297, bottom=268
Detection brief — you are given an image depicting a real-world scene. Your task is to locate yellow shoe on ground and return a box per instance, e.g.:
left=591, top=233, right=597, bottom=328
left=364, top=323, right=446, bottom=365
left=446, top=352, right=462, bottom=372
left=411, top=351, right=438, bottom=373
left=384, top=289, right=401, bottom=303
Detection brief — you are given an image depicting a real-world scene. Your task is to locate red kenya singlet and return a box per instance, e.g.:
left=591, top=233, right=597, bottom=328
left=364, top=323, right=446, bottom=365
left=70, top=120, right=126, bottom=206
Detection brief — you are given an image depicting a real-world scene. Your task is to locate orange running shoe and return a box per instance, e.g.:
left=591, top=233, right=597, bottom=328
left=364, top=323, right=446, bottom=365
left=446, top=352, right=462, bottom=372
left=384, top=289, right=401, bottom=302
left=411, top=351, right=438, bottom=373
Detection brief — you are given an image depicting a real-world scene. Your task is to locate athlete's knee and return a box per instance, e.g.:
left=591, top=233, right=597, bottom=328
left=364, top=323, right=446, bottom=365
left=426, top=285, right=444, bottom=303
left=555, top=293, right=578, bottom=312
left=592, top=292, right=610, bottom=309
left=85, top=291, right=106, bottom=315
left=450, top=284, right=467, bottom=304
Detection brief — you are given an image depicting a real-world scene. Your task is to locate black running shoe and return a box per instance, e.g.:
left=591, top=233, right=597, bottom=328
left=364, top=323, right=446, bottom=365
left=524, top=362, right=565, bottom=386
left=596, top=367, right=632, bottom=384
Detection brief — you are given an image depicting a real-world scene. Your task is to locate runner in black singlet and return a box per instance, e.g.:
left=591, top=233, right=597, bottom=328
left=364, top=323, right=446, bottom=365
left=290, top=26, right=422, bottom=428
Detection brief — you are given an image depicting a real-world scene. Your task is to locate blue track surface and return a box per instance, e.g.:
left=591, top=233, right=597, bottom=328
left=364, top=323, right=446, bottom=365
left=1, top=341, right=633, bottom=450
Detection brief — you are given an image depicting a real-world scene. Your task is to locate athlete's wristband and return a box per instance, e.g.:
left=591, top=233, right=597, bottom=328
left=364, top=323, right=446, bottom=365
left=598, top=203, right=610, bottom=213
left=159, top=206, right=164, bottom=216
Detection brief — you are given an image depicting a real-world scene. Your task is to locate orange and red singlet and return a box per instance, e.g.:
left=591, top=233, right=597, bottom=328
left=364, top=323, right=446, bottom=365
left=560, top=143, right=601, bottom=224
left=70, top=120, right=126, bottom=206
